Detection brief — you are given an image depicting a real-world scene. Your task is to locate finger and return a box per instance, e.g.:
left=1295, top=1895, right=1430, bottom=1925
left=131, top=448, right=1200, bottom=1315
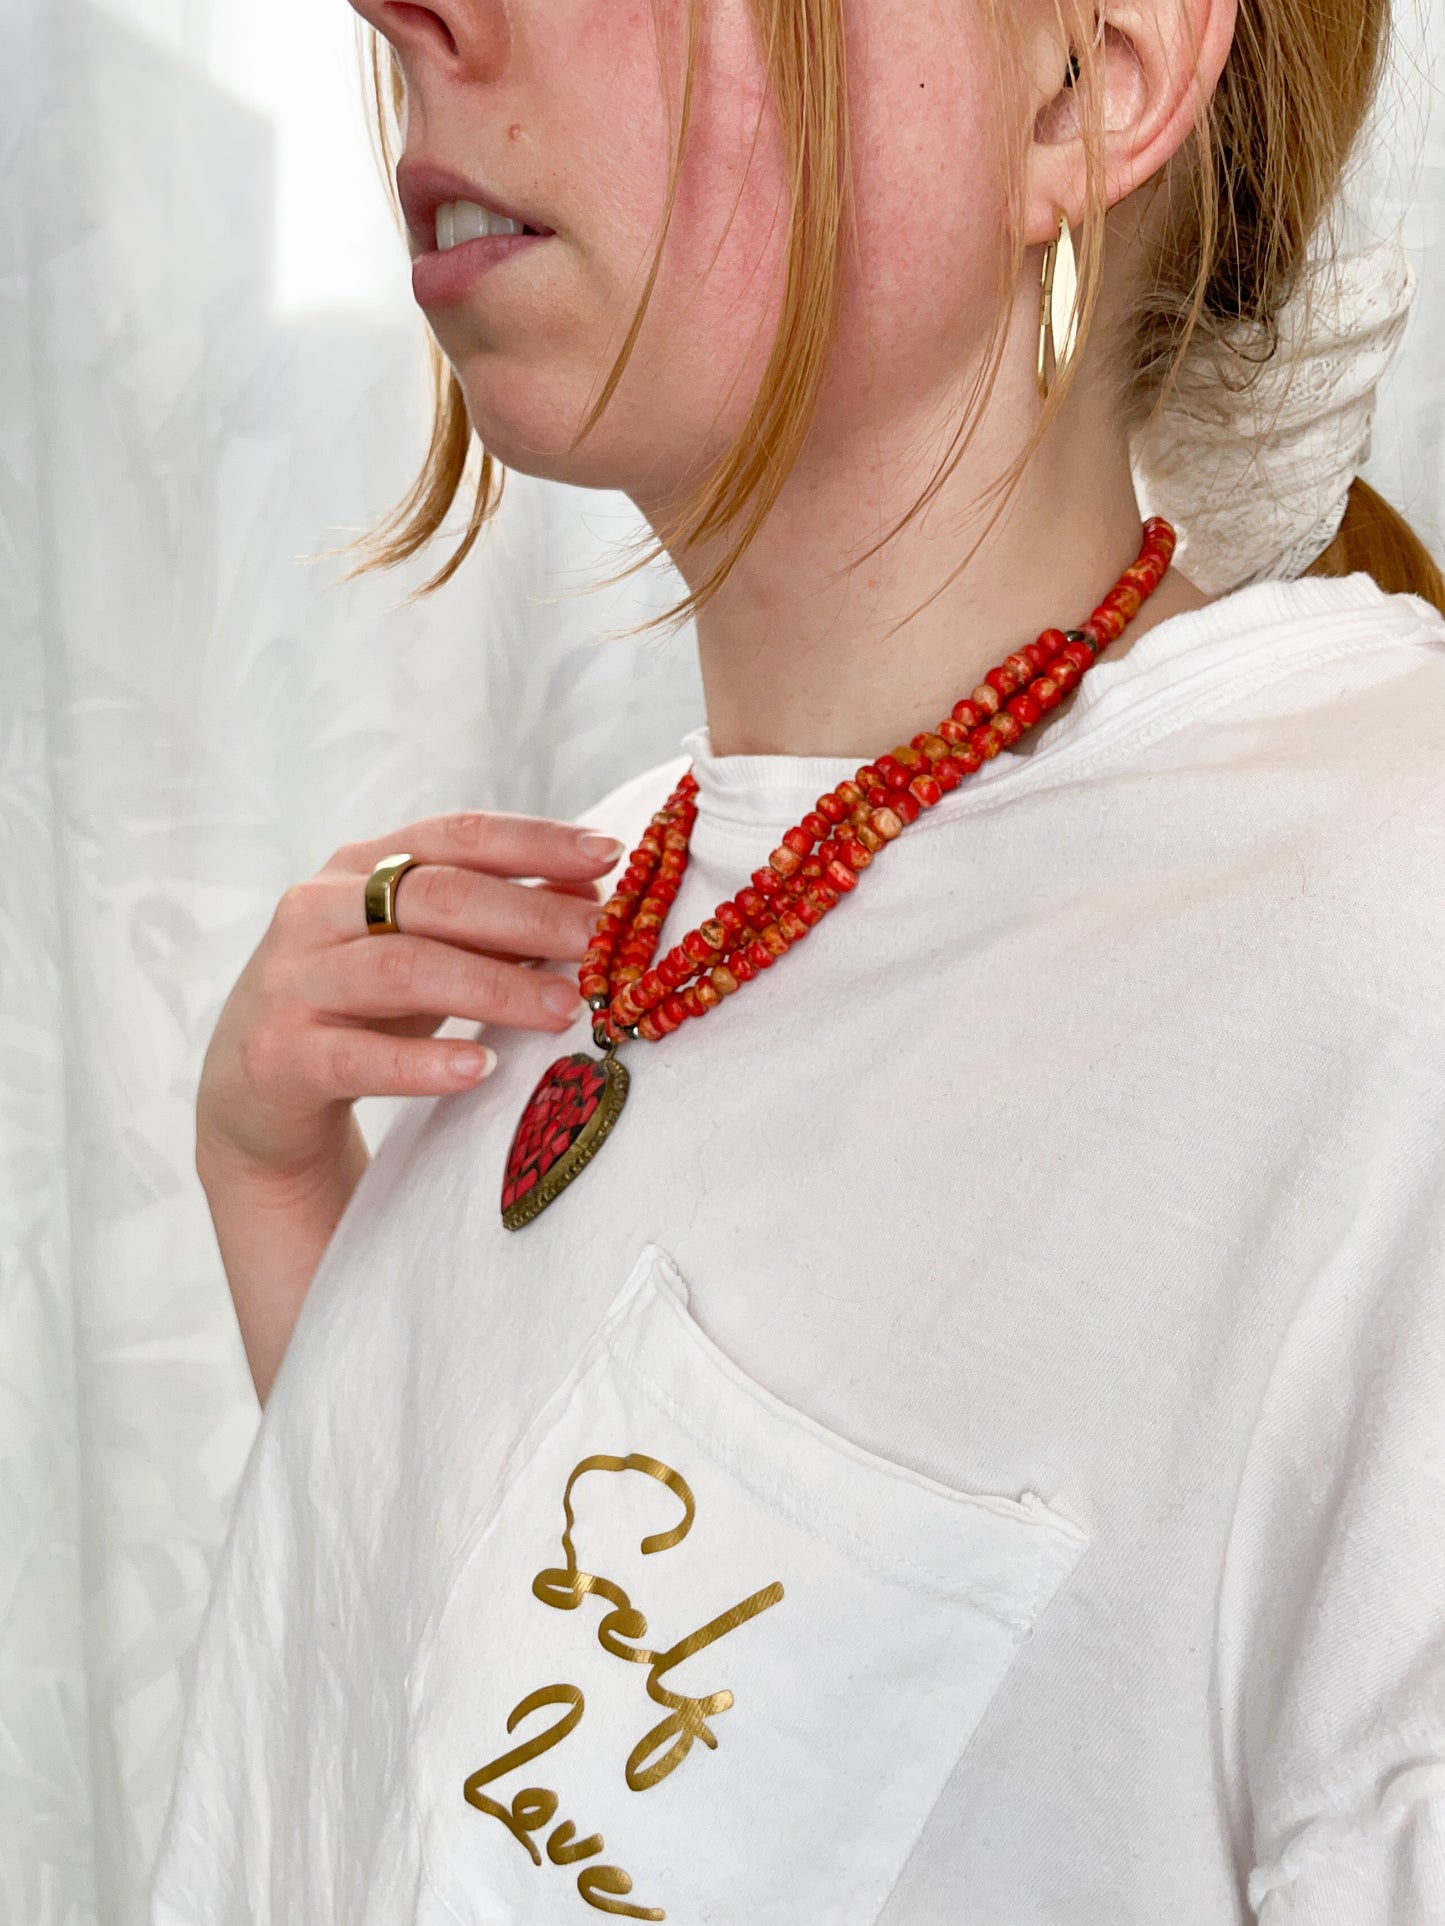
left=301, top=1026, right=500, bottom=1101
left=300, top=933, right=589, bottom=1033
left=288, top=867, right=605, bottom=957
left=325, top=810, right=628, bottom=886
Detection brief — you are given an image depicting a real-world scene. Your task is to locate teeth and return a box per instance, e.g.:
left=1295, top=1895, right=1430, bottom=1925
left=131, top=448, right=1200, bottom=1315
left=435, top=199, right=527, bottom=249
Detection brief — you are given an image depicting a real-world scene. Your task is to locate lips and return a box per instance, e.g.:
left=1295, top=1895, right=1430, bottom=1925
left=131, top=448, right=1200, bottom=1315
left=396, top=158, right=555, bottom=255
left=410, top=225, right=551, bottom=307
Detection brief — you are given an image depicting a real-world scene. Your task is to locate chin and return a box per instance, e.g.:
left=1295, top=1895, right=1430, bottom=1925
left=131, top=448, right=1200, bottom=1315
left=453, top=373, right=688, bottom=499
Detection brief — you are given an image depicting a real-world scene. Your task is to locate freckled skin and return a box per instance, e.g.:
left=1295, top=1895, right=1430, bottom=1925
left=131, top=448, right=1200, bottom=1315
left=347, top=0, right=1234, bottom=757
left=347, top=0, right=1006, bottom=512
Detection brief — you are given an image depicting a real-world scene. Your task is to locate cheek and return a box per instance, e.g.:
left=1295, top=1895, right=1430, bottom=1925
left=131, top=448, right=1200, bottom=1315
left=505, top=0, right=795, bottom=467
left=834, top=11, right=1011, bottom=380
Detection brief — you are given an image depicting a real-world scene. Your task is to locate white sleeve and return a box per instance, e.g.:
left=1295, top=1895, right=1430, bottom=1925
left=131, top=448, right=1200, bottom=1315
left=1216, top=1092, right=1445, bottom=1925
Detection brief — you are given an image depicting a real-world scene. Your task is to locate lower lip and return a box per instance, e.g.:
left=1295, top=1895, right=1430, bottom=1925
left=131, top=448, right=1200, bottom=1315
left=411, top=231, right=552, bottom=307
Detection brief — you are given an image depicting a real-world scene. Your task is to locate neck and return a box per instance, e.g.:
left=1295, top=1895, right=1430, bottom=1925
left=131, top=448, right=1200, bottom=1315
left=653, top=353, right=1212, bottom=762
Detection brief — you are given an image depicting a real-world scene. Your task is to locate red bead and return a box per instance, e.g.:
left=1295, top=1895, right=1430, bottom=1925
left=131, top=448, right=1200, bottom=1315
left=581, top=520, right=1177, bottom=1051
left=1032, top=676, right=1062, bottom=710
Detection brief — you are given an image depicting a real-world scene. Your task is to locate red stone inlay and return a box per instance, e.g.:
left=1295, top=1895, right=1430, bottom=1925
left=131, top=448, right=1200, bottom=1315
left=502, top=1054, right=609, bottom=1212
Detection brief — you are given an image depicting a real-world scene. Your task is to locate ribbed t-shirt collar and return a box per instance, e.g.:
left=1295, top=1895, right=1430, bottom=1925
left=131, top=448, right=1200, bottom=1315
left=679, top=572, right=1430, bottom=837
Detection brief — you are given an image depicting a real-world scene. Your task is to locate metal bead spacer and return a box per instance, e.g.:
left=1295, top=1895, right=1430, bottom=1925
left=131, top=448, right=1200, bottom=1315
left=1065, top=627, right=1097, bottom=655
left=591, top=1020, right=615, bottom=1052
left=587, top=993, right=611, bottom=1012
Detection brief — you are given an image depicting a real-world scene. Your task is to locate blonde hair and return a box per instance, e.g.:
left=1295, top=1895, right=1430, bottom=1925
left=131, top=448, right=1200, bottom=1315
left=354, top=0, right=1444, bottom=626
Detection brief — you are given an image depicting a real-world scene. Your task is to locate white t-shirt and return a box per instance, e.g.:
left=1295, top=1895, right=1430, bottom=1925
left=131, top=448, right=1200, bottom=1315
left=152, top=573, right=1445, bottom=1926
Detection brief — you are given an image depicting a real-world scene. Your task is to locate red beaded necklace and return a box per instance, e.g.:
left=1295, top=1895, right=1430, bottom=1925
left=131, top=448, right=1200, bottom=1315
left=501, top=517, right=1177, bottom=1228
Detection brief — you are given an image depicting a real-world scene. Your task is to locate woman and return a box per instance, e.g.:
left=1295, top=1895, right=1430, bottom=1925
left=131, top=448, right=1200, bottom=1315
left=151, top=0, right=1445, bottom=1920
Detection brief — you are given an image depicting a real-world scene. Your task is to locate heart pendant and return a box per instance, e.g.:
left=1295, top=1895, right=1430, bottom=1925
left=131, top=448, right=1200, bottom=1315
left=501, top=1052, right=631, bottom=1230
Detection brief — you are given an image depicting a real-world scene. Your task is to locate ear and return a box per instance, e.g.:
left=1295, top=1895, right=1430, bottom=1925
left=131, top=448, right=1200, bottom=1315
left=1024, top=0, right=1239, bottom=245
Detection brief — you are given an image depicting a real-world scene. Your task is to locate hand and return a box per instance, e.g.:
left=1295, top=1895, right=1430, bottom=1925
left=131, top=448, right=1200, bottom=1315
left=196, top=810, right=624, bottom=1188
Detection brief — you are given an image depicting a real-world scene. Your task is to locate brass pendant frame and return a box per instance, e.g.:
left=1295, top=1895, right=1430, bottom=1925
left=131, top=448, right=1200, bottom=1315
left=502, top=1053, right=631, bottom=1231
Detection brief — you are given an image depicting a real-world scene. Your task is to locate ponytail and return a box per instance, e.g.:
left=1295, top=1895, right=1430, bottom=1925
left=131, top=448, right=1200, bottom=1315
left=1305, top=476, right=1445, bottom=615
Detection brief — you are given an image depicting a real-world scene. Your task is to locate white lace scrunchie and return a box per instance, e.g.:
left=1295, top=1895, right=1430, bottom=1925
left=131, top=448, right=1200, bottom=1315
left=1130, top=234, right=1416, bottom=595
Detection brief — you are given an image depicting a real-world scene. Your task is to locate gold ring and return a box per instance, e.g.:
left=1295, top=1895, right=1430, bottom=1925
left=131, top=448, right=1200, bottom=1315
left=364, top=853, right=421, bottom=935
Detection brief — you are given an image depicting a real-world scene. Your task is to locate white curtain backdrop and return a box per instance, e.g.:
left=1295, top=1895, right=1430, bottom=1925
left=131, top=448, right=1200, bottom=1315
left=1, top=2, right=1441, bottom=1921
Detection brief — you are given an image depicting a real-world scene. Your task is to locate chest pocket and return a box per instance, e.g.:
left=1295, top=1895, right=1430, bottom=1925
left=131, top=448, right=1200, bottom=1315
left=407, top=1243, right=1088, bottom=1925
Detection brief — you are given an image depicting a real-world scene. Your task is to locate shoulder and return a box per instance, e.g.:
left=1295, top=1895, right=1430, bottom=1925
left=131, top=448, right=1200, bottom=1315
left=1177, top=583, right=1445, bottom=811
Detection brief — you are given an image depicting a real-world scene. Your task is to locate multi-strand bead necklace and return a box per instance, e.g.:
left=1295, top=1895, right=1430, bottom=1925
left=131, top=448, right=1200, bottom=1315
left=501, top=517, right=1177, bottom=1228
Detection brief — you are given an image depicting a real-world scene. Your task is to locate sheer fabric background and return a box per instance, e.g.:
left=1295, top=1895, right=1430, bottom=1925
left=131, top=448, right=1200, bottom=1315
left=1, top=1, right=1440, bottom=1920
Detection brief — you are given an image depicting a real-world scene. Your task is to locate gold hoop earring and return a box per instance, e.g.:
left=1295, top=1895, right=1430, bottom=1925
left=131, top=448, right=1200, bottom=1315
left=1036, top=207, right=1080, bottom=399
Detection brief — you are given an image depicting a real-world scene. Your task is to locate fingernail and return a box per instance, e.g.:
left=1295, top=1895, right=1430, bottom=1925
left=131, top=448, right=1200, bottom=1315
left=576, top=830, right=625, bottom=863
left=452, top=1046, right=496, bottom=1080
left=543, top=978, right=584, bottom=1018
